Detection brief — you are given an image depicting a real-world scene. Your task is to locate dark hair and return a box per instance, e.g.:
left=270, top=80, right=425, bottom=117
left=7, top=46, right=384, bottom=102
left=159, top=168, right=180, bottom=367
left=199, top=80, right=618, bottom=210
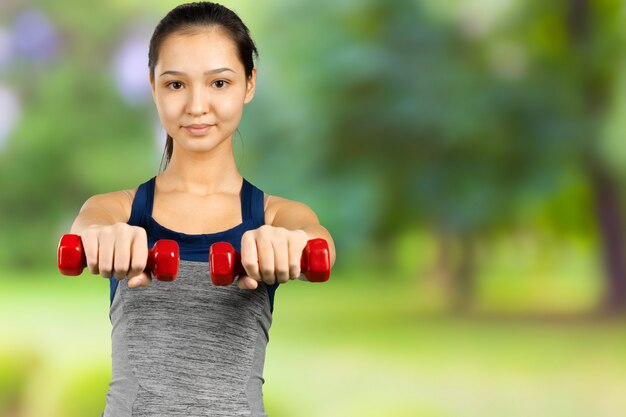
left=148, top=2, right=259, bottom=171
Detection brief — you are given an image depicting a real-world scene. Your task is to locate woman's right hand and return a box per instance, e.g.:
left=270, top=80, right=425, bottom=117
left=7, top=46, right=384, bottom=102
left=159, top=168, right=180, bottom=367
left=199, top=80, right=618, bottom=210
left=80, top=222, right=151, bottom=288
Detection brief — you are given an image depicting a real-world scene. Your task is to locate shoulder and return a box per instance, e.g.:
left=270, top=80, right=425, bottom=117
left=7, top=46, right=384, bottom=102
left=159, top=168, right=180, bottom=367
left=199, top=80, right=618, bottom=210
left=263, top=192, right=319, bottom=227
left=80, top=188, right=137, bottom=222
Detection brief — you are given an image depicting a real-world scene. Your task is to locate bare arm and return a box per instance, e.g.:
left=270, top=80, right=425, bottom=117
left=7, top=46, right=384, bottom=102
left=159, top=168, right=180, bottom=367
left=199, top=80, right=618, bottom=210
left=67, top=189, right=150, bottom=285
left=265, top=194, right=337, bottom=270
left=70, top=190, right=135, bottom=234
left=234, top=193, right=338, bottom=289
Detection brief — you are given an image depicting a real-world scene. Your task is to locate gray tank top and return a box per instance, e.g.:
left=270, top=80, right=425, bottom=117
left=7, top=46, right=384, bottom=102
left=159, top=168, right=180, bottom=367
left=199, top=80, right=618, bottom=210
left=102, top=177, right=279, bottom=417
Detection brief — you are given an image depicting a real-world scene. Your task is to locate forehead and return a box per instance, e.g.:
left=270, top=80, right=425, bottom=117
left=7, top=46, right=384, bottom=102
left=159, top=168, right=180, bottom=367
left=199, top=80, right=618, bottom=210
left=157, top=28, right=243, bottom=73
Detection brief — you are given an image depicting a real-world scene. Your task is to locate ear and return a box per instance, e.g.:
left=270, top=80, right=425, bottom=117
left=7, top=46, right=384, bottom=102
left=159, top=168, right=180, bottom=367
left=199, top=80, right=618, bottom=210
left=243, top=67, right=256, bottom=104
left=149, top=73, right=156, bottom=102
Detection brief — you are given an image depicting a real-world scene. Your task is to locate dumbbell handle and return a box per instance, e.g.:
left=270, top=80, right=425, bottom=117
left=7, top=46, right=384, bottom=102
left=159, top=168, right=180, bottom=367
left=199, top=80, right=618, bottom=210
left=57, top=234, right=180, bottom=281
left=209, top=238, right=331, bottom=285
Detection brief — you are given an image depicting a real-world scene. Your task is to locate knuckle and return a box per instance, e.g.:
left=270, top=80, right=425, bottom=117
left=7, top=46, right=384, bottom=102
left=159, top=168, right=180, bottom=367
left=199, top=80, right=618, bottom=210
left=100, top=225, right=114, bottom=236
left=289, top=263, right=300, bottom=276
left=130, top=258, right=145, bottom=274
left=112, top=222, right=125, bottom=231
left=85, top=252, right=98, bottom=272
left=134, top=229, right=147, bottom=243
left=112, top=271, right=126, bottom=280
left=114, top=260, right=129, bottom=276
left=258, top=225, right=272, bottom=235
left=242, top=230, right=256, bottom=241
left=83, top=225, right=100, bottom=238
left=295, top=233, right=308, bottom=245
left=114, top=229, right=130, bottom=241
left=241, top=259, right=256, bottom=270
left=86, top=262, right=98, bottom=274
left=112, top=266, right=127, bottom=279
left=241, top=252, right=259, bottom=269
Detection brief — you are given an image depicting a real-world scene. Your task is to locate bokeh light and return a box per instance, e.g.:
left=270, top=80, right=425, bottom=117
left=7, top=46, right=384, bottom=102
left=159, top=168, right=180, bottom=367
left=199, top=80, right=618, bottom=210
left=0, top=26, right=14, bottom=70
left=11, top=8, right=59, bottom=64
left=0, top=85, right=21, bottom=150
left=111, top=23, right=153, bottom=106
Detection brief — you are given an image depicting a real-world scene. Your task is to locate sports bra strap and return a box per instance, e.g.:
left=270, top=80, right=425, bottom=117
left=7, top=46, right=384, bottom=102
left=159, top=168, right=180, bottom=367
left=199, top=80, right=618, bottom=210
left=249, top=181, right=266, bottom=227
left=241, top=178, right=254, bottom=223
left=127, top=178, right=151, bottom=227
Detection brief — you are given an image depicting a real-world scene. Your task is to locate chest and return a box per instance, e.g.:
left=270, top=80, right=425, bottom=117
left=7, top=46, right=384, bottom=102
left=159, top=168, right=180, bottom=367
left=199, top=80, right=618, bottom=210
left=152, top=192, right=244, bottom=234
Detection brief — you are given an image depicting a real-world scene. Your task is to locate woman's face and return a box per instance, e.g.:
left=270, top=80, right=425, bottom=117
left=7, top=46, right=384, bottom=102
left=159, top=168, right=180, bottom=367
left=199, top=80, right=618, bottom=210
left=150, top=27, right=256, bottom=155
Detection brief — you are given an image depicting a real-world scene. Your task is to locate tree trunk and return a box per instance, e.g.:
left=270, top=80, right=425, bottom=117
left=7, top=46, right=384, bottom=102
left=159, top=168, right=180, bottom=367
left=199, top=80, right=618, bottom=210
left=588, top=162, right=626, bottom=313
left=567, top=0, right=626, bottom=314
left=451, top=233, right=475, bottom=314
left=432, top=230, right=453, bottom=300
left=432, top=230, right=476, bottom=314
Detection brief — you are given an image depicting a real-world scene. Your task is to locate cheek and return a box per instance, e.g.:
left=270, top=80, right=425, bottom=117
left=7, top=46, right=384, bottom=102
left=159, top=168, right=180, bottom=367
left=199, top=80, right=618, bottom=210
left=215, top=93, right=245, bottom=121
left=159, top=95, right=184, bottom=124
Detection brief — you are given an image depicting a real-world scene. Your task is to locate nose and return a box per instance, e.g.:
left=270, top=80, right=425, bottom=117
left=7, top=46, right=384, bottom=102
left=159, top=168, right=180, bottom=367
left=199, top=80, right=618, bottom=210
left=186, top=85, right=210, bottom=116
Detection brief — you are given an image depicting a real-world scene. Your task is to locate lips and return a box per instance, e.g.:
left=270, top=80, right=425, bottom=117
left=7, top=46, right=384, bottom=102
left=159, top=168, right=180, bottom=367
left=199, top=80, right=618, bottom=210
left=183, top=123, right=215, bottom=135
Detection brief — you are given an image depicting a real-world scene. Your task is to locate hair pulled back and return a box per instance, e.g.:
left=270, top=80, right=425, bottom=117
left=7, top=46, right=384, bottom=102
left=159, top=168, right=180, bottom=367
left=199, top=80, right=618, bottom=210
left=148, top=2, right=258, bottom=171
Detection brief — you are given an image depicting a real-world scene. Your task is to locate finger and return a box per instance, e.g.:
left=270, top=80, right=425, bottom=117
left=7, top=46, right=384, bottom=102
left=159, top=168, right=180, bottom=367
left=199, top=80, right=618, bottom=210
left=112, top=235, right=132, bottom=281
left=128, top=232, right=148, bottom=279
left=98, top=230, right=114, bottom=279
left=241, top=232, right=261, bottom=281
left=83, top=232, right=100, bottom=275
left=273, top=236, right=290, bottom=284
left=288, top=238, right=304, bottom=281
left=257, top=236, right=276, bottom=285
left=237, top=275, right=259, bottom=290
left=128, top=271, right=151, bottom=288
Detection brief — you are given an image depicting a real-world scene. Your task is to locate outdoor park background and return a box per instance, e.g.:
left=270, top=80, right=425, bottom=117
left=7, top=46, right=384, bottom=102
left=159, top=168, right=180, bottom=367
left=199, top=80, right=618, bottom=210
left=1, top=0, right=626, bottom=416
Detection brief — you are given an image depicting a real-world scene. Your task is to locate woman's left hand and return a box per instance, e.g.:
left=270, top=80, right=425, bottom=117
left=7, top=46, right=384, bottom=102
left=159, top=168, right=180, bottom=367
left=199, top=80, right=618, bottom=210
left=237, top=225, right=309, bottom=289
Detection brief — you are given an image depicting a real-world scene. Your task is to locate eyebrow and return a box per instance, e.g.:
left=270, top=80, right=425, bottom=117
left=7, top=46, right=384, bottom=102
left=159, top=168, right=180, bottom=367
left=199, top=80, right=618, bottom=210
left=159, top=67, right=236, bottom=77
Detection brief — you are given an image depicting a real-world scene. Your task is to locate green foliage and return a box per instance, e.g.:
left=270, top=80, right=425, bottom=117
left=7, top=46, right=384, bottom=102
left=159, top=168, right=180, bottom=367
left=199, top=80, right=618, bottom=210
left=0, top=1, right=624, bottom=309
left=0, top=349, right=41, bottom=415
left=56, top=365, right=110, bottom=417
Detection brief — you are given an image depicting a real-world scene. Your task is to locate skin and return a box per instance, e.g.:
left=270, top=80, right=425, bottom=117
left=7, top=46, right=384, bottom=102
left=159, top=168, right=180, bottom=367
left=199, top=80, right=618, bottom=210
left=70, top=27, right=335, bottom=290
left=133, top=26, right=336, bottom=290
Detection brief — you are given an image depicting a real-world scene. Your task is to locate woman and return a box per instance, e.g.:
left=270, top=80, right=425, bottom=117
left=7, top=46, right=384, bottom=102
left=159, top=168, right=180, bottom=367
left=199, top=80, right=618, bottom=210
left=69, top=2, right=336, bottom=416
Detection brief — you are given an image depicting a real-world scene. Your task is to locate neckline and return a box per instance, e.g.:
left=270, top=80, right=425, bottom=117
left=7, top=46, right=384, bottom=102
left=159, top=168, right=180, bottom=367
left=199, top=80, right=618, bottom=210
left=146, top=216, right=253, bottom=240
left=145, top=176, right=252, bottom=240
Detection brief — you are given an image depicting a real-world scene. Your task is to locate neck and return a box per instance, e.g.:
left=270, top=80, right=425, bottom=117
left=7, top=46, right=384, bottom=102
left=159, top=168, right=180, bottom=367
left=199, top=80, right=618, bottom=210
left=158, top=136, right=242, bottom=196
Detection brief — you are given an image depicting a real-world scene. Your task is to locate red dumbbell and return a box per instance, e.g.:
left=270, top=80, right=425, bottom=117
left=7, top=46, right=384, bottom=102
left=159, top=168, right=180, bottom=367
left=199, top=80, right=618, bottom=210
left=209, top=238, right=331, bottom=286
left=57, top=234, right=180, bottom=281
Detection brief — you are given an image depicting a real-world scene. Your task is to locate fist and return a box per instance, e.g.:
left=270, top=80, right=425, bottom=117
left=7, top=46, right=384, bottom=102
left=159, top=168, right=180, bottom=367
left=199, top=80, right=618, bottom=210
left=80, top=223, right=151, bottom=288
left=238, top=225, right=309, bottom=289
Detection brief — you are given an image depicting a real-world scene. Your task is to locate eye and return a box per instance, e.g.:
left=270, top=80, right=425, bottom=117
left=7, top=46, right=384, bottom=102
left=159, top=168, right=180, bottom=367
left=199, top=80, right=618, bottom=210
left=213, top=80, right=228, bottom=89
left=166, top=81, right=183, bottom=90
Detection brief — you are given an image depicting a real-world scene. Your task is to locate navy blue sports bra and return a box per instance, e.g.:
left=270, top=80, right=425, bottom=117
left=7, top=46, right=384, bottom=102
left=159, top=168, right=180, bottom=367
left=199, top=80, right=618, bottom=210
left=108, top=176, right=279, bottom=311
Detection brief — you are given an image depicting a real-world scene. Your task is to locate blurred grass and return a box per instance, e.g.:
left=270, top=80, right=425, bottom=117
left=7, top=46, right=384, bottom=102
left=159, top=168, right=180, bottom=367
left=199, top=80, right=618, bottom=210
left=1, top=268, right=625, bottom=417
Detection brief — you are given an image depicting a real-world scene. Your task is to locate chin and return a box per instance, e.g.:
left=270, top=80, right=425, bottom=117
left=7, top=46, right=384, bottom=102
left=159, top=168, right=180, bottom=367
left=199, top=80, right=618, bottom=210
left=183, top=137, right=229, bottom=153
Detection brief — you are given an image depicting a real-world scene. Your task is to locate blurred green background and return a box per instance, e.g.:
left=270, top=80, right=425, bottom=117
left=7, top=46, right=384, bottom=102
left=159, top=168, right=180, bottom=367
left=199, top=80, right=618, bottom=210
left=1, top=0, right=626, bottom=416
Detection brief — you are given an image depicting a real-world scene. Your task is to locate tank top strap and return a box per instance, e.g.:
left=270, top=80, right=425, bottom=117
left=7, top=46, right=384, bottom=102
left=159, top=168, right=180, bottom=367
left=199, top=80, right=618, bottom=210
left=246, top=178, right=266, bottom=227
left=127, top=177, right=154, bottom=228
left=240, top=177, right=253, bottom=224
